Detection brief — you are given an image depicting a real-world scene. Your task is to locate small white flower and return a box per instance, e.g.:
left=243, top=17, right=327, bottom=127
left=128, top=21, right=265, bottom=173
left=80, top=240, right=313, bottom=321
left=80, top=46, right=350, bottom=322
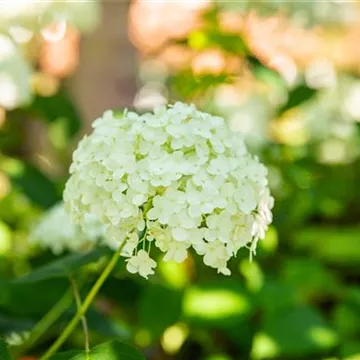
left=126, top=250, right=157, bottom=279
left=202, top=241, right=231, bottom=276
left=163, top=241, right=189, bottom=263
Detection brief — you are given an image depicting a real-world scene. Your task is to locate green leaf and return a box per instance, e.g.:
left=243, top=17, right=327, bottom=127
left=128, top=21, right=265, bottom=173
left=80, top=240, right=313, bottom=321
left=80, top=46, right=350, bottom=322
left=0, top=313, right=33, bottom=333
left=183, top=280, right=252, bottom=328
left=86, top=308, right=130, bottom=338
left=188, top=30, right=248, bottom=55
left=171, top=71, right=230, bottom=99
left=31, top=89, right=82, bottom=138
left=347, top=287, right=360, bottom=311
left=49, top=350, right=82, bottom=360
left=139, top=284, right=182, bottom=338
left=0, top=338, right=12, bottom=360
left=294, top=227, right=360, bottom=266
left=14, top=247, right=111, bottom=283
left=250, top=58, right=286, bottom=91
left=332, top=303, right=360, bottom=337
left=0, top=278, right=68, bottom=315
left=340, top=341, right=360, bottom=359
left=252, top=306, right=338, bottom=359
left=257, top=281, right=298, bottom=315
left=278, top=85, right=316, bottom=114
left=3, top=159, right=60, bottom=209
left=50, top=340, right=145, bottom=360
left=281, top=258, right=342, bottom=300
left=203, top=355, right=232, bottom=360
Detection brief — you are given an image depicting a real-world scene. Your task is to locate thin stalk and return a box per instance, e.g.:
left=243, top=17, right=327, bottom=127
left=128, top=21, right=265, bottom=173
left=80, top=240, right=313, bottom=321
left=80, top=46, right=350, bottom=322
left=39, top=241, right=126, bottom=360
left=69, top=275, right=90, bottom=355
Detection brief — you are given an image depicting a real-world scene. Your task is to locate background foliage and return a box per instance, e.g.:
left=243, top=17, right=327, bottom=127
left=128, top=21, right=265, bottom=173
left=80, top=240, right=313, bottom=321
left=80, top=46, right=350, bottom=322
left=1, top=1, right=360, bottom=359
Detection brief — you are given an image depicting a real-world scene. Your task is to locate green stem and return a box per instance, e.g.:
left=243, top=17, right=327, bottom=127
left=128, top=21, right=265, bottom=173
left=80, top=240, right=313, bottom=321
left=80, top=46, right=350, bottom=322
left=40, top=241, right=126, bottom=360
left=14, top=288, right=73, bottom=357
left=69, top=276, right=90, bottom=355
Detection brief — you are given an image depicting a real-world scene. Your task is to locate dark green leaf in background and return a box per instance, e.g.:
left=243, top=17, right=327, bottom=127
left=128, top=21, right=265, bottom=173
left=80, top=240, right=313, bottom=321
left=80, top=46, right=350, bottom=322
left=0, top=338, right=12, bottom=360
left=0, top=278, right=68, bottom=316
left=340, top=341, right=360, bottom=359
left=252, top=306, right=338, bottom=359
left=278, top=84, right=317, bottom=115
left=281, top=258, right=342, bottom=301
left=0, top=313, right=33, bottom=334
left=2, top=159, right=60, bottom=209
left=50, top=340, right=145, bottom=360
left=14, top=247, right=111, bottom=284
left=31, top=89, right=82, bottom=139
left=257, top=281, right=299, bottom=316
left=295, top=227, right=360, bottom=266
left=139, top=283, right=182, bottom=338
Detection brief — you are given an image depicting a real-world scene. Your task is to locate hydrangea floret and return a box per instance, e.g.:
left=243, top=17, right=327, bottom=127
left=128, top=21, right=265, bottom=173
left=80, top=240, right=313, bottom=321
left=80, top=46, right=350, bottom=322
left=64, top=102, right=274, bottom=278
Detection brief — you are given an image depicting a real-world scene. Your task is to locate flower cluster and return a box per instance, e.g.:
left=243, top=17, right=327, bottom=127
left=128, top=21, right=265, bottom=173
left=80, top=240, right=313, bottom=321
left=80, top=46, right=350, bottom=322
left=30, top=202, right=104, bottom=255
left=64, top=102, right=274, bottom=278
left=0, top=0, right=100, bottom=34
left=0, top=1, right=100, bottom=110
left=0, top=34, right=31, bottom=110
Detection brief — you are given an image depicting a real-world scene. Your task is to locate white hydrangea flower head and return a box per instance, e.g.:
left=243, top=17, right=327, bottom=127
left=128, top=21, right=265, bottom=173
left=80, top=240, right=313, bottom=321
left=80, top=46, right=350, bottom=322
left=64, top=102, right=274, bottom=278
left=30, top=202, right=104, bottom=255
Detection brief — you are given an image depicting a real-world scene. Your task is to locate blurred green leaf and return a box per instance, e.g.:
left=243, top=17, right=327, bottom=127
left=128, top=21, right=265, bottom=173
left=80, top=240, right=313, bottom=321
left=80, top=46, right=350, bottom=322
left=139, top=283, right=182, bottom=338
left=281, top=258, right=342, bottom=300
left=341, top=341, right=360, bottom=359
left=273, top=188, right=314, bottom=233
left=50, top=340, right=144, bottom=360
left=252, top=306, right=338, bottom=359
left=250, top=58, right=285, bottom=89
left=49, top=350, right=81, bottom=360
left=348, top=287, right=360, bottom=312
left=102, top=278, right=142, bottom=308
left=203, top=355, right=232, bottom=360
left=0, top=338, right=12, bottom=360
left=0, top=278, right=68, bottom=315
left=171, top=71, right=230, bottom=99
left=0, top=221, right=11, bottom=256
left=188, top=30, right=248, bottom=55
left=183, top=280, right=252, bottom=328
left=86, top=308, right=130, bottom=338
left=31, top=89, right=82, bottom=138
left=294, top=227, right=360, bottom=266
left=258, top=281, right=298, bottom=314
left=3, top=160, right=60, bottom=209
left=158, top=260, right=190, bottom=289
left=258, top=226, right=278, bottom=255
left=278, top=85, right=317, bottom=115
left=240, top=259, right=264, bottom=293
left=0, top=313, right=33, bottom=333
left=14, top=247, right=111, bottom=284
left=332, top=303, right=360, bottom=337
